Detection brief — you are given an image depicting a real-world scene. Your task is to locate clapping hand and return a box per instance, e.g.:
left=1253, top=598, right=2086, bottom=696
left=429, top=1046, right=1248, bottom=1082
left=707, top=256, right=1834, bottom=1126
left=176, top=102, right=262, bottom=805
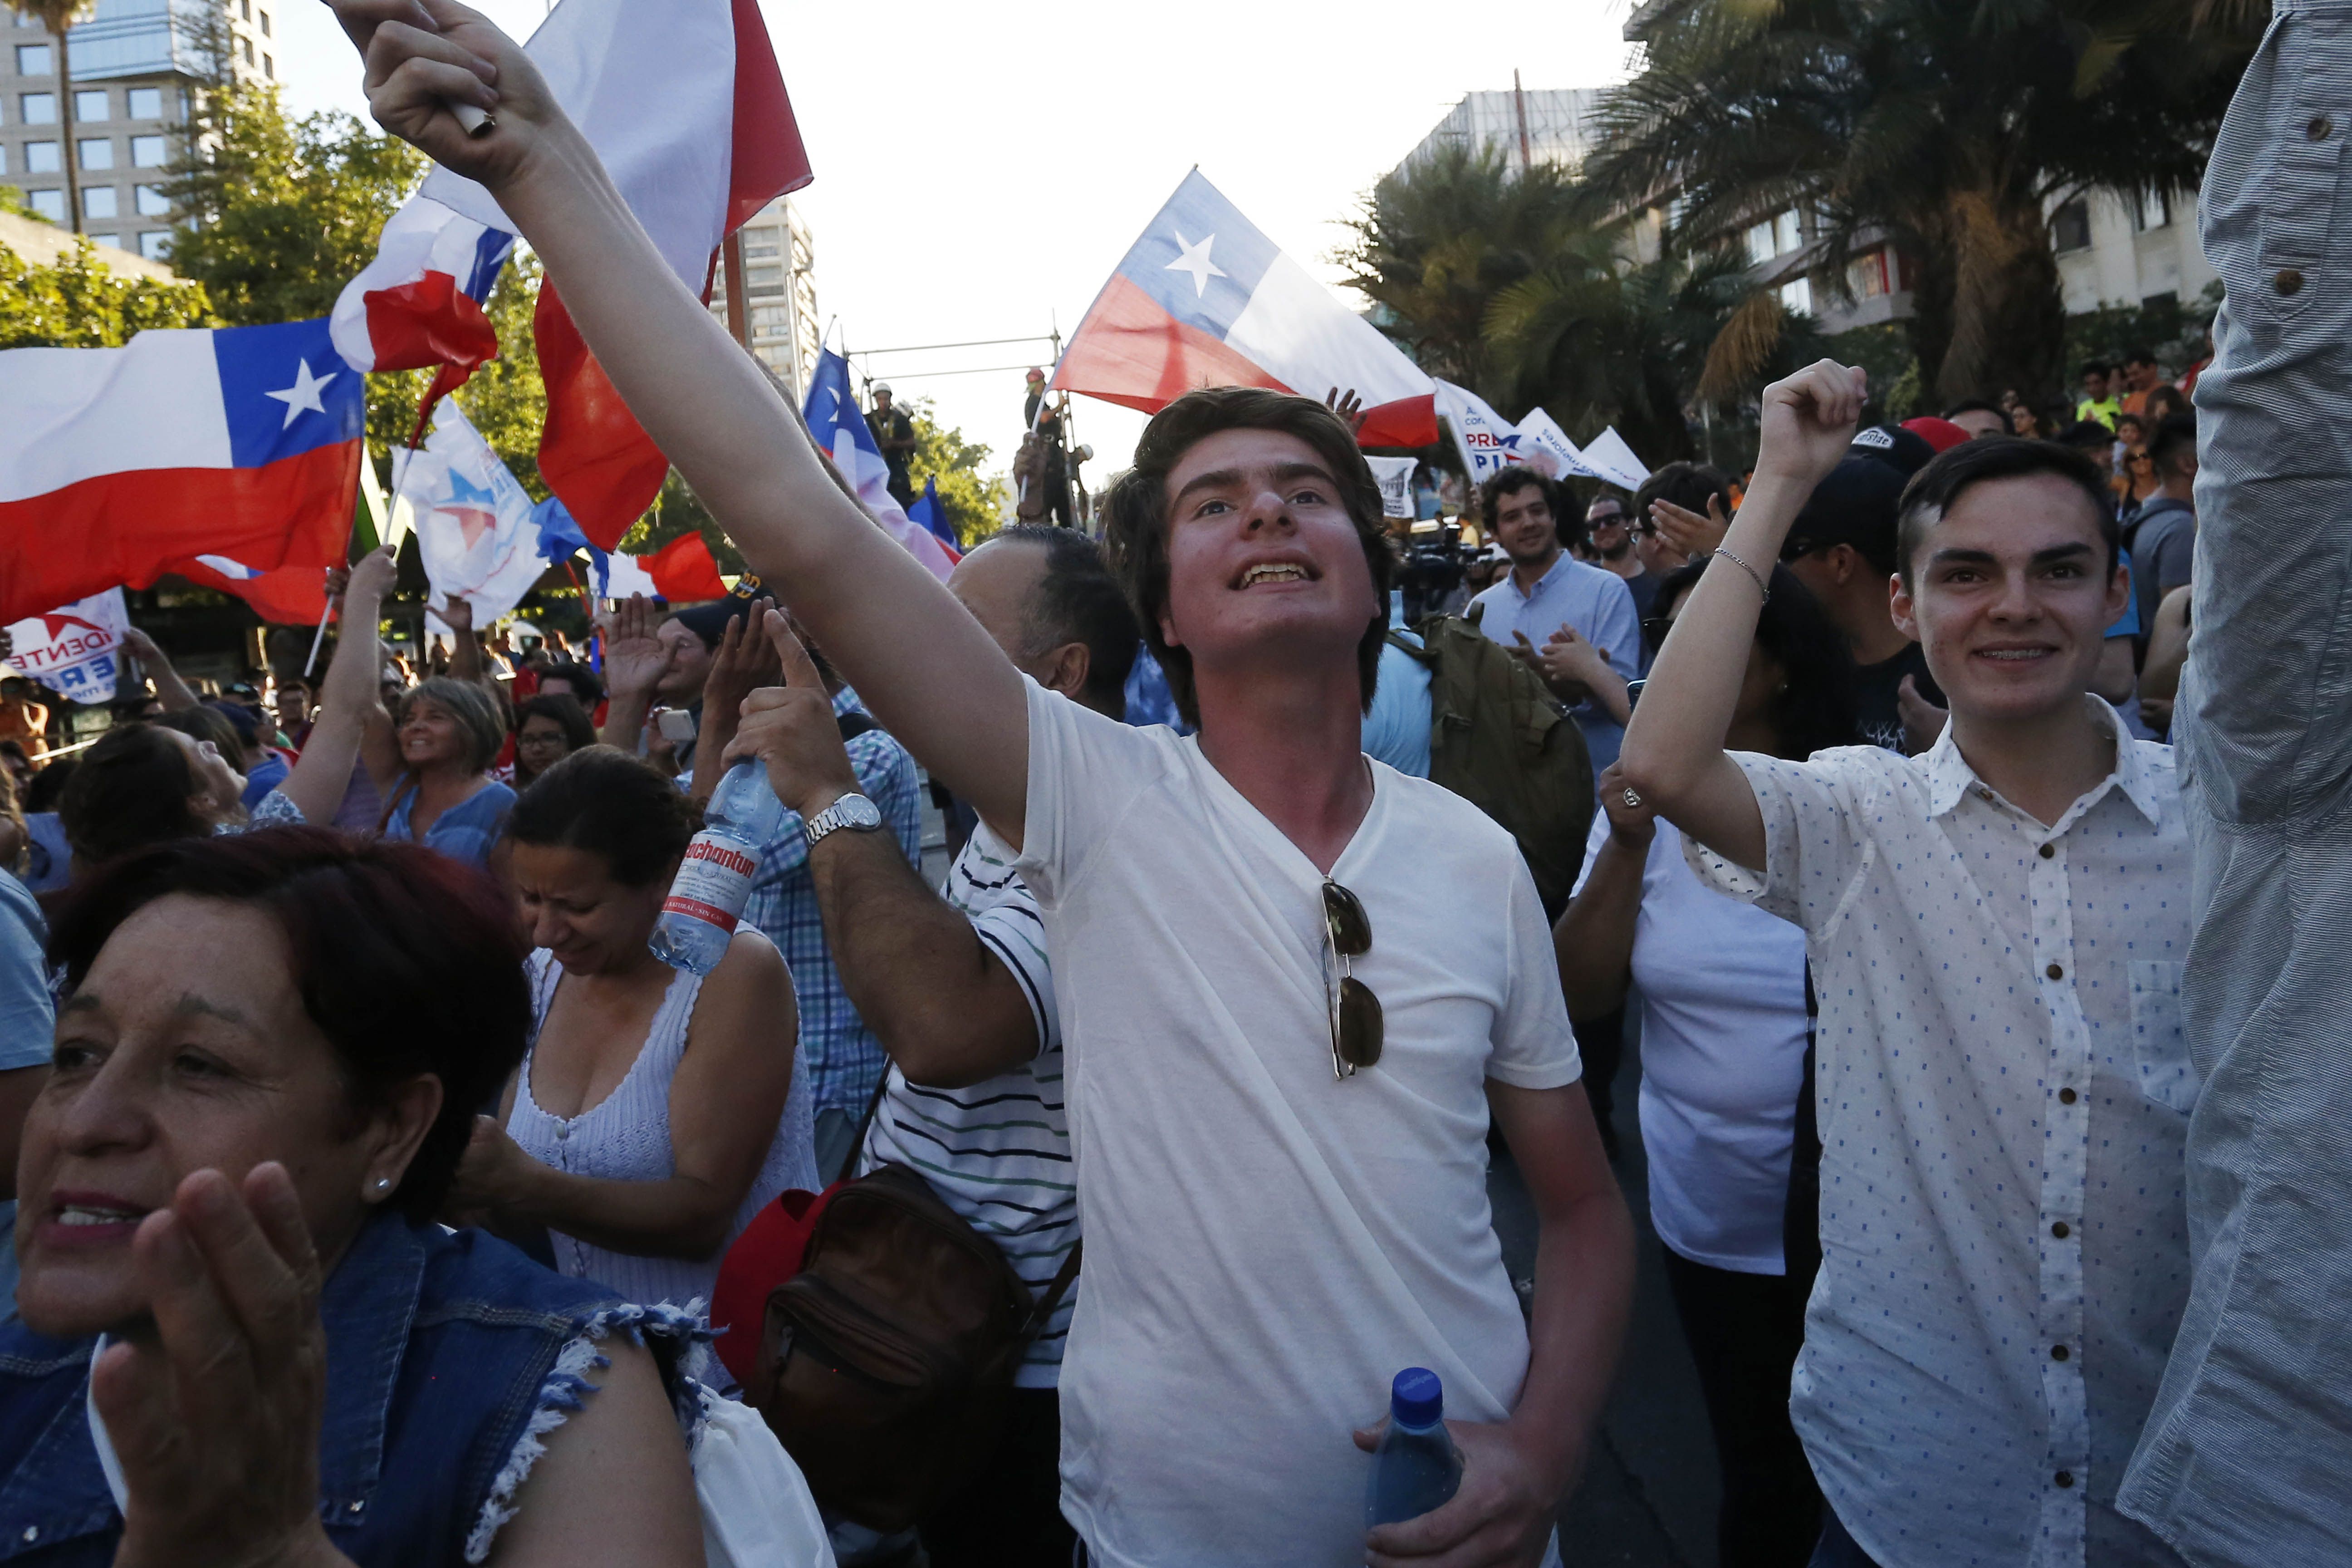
left=722, top=611, right=860, bottom=822
left=597, top=593, right=672, bottom=704
left=1754, top=359, right=1867, bottom=491
left=94, top=1165, right=350, bottom=1568
left=1643, top=493, right=1731, bottom=565
left=1325, top=387, right=1369, bottom=436
left=701, top=597, right=780, bottom=722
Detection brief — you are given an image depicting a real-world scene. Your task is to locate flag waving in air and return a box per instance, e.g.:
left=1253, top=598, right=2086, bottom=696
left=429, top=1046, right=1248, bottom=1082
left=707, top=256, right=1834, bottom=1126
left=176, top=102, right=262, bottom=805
left=1054, top=171, right=1438, bottom=447
left=0, top=319, right=363, bottom=625
left=801, top=351, right=957, bottom=582
left=416, top=0, right=813, bottom=550
left=329, top=195, right=514, bottom=404
left=393, top=400, right=550, bottom=628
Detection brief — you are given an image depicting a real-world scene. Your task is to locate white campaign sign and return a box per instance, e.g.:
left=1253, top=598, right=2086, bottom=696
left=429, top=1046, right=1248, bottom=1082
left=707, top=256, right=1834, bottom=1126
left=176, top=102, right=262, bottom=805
left=1364, top=456, right=1419, bottom=519
left=1514, top=408, right=1608, bottom=484
left=393, top=399, right=549, bottom=630
left=1434, top=381, right=1524, bottom=487
left=5, top=588, right=127, bottom=704
left=1578, top=426, right=1653, bottom=491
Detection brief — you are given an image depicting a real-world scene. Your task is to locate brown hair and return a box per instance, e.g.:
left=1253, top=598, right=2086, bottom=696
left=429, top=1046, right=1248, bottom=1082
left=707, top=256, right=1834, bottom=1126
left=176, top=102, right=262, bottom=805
left=1099, top=387, right=1390, bottom=728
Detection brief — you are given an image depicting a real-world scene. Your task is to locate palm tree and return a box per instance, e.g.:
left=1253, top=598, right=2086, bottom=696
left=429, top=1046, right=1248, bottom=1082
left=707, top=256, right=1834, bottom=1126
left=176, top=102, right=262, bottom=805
left=1336, top=141, right=1583, bottom=403
left=1578, top=0, right=2259, bottom=405
left=14, top=0, right=96, bottom=235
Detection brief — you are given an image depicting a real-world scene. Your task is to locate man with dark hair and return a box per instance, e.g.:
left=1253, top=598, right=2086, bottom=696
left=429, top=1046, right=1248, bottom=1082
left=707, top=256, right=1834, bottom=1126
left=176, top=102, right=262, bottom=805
left=1623, top=359, right=2192, bottom=1568
left=1777, top=452, right=1944, bottom=752
left=2124, top=415, right=2197, bottom=646
left=1942, top=398, right=2014, bottom=439
left=729, top=525, right=1137, bottom=1565
left=2119, top=348, right=2163, bottom=416
left=339, top=32, right=1632, bottom=1560
left=1584, top=493, right=1657, bottom=619
left=536, top=657, right=605, bottom=716
left=1472, top=465, right=1641, bottom=778
left=2078, top=363, right=2123, bottom=429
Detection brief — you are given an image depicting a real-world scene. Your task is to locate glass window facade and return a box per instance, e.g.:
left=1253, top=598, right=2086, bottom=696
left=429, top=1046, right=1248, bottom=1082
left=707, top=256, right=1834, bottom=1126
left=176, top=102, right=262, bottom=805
left=138, top=229, right=170, bottom=260
left=82, top=185, right=118, bottom=220
left=15, top=44, right=51, bottom=76
left=24, top=140, right=58, bottom=173
left=77, top=137, right=113, bottom=169
left=130, top=133, right=164, bottom=166
left=127, top=86, right=162, bottom=119
left=27, top=188, right=64, bottom=223
left=133, top=181, right=168, bottom=216
left=21, top=92, right=55, bottom=125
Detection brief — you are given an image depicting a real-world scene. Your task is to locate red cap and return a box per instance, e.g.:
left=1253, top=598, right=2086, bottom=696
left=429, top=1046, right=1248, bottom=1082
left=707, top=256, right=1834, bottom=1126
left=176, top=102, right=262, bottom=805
left=1901, top=416, right=1972, bottom=453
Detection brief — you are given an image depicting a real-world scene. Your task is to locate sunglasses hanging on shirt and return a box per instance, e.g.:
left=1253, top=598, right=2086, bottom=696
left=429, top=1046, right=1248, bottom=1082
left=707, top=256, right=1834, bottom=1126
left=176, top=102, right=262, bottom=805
left=1322, top=878, right=1383, bottom=1079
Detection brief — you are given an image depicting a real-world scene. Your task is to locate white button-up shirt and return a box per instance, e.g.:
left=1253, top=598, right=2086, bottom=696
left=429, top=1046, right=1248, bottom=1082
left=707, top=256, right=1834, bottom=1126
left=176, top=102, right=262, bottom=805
left=1688, top=698, right=2195, bottom=1568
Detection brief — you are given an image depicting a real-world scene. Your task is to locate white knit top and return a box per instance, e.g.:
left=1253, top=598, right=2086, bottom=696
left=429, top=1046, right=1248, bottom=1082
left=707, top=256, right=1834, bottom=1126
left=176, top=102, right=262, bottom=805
left=509, top=949, right=819, bottom=1313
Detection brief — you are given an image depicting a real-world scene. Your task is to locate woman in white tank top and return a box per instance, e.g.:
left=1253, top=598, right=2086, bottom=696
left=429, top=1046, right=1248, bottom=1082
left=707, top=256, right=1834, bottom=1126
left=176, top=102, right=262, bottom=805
left=446, top=749, right=817, bottom=1312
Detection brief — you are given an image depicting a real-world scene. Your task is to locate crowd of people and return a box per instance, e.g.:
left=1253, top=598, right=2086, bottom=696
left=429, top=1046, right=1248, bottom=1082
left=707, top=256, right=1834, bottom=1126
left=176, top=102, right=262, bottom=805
left=0, top=4, right=2338, bottom=1567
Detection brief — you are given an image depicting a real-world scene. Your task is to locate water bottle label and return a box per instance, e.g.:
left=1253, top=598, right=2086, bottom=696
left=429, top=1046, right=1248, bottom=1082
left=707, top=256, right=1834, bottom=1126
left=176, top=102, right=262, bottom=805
left=663, top=833, right=759, bottom=931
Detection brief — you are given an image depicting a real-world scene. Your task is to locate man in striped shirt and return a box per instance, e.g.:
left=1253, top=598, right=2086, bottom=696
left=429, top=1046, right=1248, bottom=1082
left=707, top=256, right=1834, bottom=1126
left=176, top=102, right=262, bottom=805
left=738, top=525, right=1137, bottom=1565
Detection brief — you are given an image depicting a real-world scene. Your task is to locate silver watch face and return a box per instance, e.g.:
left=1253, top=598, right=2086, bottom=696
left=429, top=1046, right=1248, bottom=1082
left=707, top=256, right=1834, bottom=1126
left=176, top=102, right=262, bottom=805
left=830, top=793, right=884, bottom=831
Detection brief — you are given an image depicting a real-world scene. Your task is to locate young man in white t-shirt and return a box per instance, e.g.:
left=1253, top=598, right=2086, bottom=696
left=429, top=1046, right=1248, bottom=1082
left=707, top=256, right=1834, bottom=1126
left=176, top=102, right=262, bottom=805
left=320, top=12, right=1634, bottom=1562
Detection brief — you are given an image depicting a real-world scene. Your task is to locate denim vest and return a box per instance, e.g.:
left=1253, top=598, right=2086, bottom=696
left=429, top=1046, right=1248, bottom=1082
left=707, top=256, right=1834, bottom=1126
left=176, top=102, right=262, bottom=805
left=0, top=1214, right=705, bottom=1565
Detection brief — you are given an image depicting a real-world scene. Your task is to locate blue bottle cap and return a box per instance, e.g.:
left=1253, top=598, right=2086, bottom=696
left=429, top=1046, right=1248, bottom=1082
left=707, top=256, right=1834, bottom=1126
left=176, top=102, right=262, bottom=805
left=1391, top=1367, right=1444, bottom=1429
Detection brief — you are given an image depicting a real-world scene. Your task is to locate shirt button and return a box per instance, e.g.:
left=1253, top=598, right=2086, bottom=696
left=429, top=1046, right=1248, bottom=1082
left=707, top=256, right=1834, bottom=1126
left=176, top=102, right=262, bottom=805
left=2311, top=113, right=2334, bottom=140
left=2056, top=1470, right=2075, bottom=1489
left=555, top=1125, right=569, bottom=1142
left=2053, top=1220, right=2071, bottom=1239
left=2059, top=1087, right=2079, bottom=1105
left=2038, top=843, right=2056, bottom=859
left=2052, top=1343, right=2071, bottom=1362
left=2046, top=962, right=2065, bottom=980
left=2279, top=268, right=2306, bottom=296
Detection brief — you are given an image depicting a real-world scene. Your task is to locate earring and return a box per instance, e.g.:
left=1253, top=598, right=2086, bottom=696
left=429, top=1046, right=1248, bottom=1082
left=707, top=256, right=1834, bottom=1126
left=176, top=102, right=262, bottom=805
left=372, top=1177, right=393, bottom=1194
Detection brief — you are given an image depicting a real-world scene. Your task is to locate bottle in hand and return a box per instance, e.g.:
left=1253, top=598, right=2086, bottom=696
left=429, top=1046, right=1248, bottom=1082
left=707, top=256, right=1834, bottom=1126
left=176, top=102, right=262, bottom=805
left=1365, top=1367, right=1464, bottom=1528
left=650, top=760, right=783, bottom=974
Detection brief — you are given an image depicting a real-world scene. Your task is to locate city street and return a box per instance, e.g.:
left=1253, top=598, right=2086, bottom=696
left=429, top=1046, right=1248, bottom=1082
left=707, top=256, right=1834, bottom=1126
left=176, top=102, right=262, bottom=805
left=1492, top=1026, right=1724, bottom=1568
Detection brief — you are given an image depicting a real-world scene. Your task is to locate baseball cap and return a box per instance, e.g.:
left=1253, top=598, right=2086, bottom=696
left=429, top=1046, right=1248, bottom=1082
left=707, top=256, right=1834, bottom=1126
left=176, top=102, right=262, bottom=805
left=1901, top=416, right=1972, bottom=454
left=1846, top=422, right=1938, bottom=480
left=871, top=381, right=892, bottom=396
left=1780, top=456, right=1906, bottom=573
left=1025, top=366, right=1045, bottom=382
left=203, top=698, right=261, bottom=745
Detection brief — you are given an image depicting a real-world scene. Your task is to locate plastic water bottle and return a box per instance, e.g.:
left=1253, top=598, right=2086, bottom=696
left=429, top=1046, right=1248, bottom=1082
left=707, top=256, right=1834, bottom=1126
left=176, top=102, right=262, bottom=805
left=649, top=760, right=784, bottom=975
left=1364, top=1367, right=1464, bottom=1529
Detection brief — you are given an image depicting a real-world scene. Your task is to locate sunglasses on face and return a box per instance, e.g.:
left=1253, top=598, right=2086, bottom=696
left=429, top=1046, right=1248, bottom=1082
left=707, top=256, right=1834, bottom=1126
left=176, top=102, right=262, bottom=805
left=1321, top=878, right=1383, bottom=1079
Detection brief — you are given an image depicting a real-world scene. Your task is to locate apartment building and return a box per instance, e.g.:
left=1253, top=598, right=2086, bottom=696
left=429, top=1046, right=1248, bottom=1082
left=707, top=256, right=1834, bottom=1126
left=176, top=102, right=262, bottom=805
left=706, top=195, right=821, bottom=403
left=2, top=0, right=266, bottom=261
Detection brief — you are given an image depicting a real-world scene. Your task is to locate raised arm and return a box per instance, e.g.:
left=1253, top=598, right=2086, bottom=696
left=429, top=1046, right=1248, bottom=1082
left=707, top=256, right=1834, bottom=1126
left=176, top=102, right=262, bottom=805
left=118, top=627, right=201, bottom=712
left=277, top=549, right=398, bottom=825
left=328, top=0, right=1029, bottom=841
left=1617, top=361, right=1865, bottom=872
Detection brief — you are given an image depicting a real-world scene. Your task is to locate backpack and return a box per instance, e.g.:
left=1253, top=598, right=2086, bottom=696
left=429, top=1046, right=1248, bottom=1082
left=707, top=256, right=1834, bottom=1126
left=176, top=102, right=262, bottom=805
left=1389, top=608, right=1596, bottom=917
left=712, top=1093, right=1081, bottom=1533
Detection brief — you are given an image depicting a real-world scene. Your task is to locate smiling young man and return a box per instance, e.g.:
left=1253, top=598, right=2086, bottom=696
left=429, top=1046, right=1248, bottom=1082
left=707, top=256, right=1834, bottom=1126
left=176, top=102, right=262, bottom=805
left=1620, top=361, right=2195, bottom=1568
left=320, top=6, right=1632, bottom=1563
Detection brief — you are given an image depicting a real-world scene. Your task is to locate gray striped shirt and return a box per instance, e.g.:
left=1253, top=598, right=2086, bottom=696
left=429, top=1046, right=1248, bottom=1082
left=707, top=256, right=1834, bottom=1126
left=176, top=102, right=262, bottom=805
left=858, top=822, right=1074, bottom=1385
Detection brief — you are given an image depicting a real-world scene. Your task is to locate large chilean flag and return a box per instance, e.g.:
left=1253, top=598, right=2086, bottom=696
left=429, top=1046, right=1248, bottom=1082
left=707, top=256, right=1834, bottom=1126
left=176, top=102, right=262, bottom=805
left=414, top=0, right=813, bottom=551
left=1054, top=171, right=1438, bottom=449
left=0, top=319, right=363, bottom=626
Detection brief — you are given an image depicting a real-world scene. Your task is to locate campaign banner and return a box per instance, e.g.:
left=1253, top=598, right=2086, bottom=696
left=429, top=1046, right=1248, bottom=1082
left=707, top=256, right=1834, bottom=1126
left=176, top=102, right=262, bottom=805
left=1578, top=426, right=1653, bottom=491
left=1434, top=381, right=1523, bottom=488
left=1514, top=408, right=1607, bottom=484
left=392, top=398, right=550, bottom=630
left=1365, top=456, right=1418, bottom=519
left=5, top=588, right=127, bottom=704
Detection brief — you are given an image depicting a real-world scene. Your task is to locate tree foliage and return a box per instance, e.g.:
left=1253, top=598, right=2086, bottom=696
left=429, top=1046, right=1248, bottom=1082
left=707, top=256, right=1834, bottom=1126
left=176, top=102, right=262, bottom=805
left=906, top=397, right=1008, bottom=544
left=0, top=237, right=211, bottom=349
left=1579, top=0, right=2259, bottom=404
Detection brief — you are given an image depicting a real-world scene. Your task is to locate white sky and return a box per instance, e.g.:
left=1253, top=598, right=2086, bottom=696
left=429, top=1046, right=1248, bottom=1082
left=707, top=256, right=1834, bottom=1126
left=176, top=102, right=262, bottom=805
left=274, top=0, right=1639, bottom=482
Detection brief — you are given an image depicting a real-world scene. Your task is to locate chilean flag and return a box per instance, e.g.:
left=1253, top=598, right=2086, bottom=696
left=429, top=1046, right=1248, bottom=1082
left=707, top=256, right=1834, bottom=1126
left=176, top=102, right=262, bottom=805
left=802, top=350, right=958, bottom=581
left=416, top=0, right=812, bottom=552
left=1054, top=171, right=1438, bottom=449
left=0, top=319, right=363, bottom=626
left=328, top=196, right=514, bottom=402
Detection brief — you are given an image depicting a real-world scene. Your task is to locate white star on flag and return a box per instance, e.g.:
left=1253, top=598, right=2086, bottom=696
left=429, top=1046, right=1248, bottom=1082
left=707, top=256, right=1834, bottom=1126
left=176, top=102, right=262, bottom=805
left=1164, top=230, right=1227, bottom=298
left=264, top=358, right=338, bottom=429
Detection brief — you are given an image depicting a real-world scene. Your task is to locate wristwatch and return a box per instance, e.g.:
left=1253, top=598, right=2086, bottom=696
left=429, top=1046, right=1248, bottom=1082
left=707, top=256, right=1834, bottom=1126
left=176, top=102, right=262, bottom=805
left=803, top=791, right=884, bottom=849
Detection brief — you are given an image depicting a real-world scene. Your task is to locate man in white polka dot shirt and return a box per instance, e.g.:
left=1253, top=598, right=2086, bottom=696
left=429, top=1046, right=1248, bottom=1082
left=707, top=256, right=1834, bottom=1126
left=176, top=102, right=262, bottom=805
left=1620, top=362, right=2194, bottom=1568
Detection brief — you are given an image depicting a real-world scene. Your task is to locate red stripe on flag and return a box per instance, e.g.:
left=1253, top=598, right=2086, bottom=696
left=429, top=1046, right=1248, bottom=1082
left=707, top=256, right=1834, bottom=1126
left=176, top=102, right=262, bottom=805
left=643, top=531, right=730, bottom=602
left=0, top=441, right=359, bottom=625
left=1354, top=393, right=1439, bottom=450
left=535, top=285, right=671, bottom=552
left=726, top=0, right=812, bottom=229
left=164, top=557, right=332, bottom=625
left=1054, top=272, right=1292, bottom=411
left=362, top=272, right=501, bottom=376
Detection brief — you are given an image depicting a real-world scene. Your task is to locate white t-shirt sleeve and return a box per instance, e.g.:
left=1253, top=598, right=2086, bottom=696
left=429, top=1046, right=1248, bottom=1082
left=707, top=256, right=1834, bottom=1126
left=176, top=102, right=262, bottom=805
left=1015, top=673, right=1166, bottom=906
left=1486, top=853, right=1583, bottom=1090
left=1681, top=749, right=1871, bottom=934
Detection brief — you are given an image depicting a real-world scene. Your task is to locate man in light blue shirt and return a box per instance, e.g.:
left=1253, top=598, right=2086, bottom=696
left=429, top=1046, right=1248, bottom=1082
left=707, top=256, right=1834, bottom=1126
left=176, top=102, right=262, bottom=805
left=1468, top=468, right=1640, bottom=777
